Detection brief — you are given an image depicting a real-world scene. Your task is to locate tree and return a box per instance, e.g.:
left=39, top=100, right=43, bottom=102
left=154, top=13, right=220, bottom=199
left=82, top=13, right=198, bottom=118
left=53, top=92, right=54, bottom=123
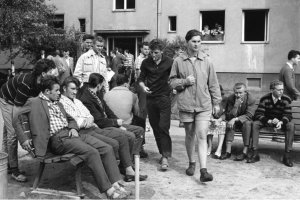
left=0, top=0, right=56, bottom=62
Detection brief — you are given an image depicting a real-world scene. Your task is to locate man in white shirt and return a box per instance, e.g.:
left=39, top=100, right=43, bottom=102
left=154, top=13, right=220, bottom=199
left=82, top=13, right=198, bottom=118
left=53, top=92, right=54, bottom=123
left=74, top=36, right=109, bottom=91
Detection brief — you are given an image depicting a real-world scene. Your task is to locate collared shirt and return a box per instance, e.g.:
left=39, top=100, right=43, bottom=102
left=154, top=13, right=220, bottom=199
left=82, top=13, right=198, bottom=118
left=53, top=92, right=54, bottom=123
left=74, top=49, right=108, bottom=91
left=39, top=93, right=68, bottom=136
left=286, top=62, right=294, bottom=71
left=169, top=51, right=221, bottom=112
left=124, top=53, right=134, bottom=68
left=134, top=53, right=147, bottom=70
left=272, top=94, right=281, bottom=104
left=59, top=95, right=93, bottom=128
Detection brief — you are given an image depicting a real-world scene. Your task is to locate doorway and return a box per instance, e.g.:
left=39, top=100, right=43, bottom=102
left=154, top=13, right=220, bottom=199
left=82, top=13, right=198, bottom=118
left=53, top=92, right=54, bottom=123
left=108, top=37, right=143, bottom=58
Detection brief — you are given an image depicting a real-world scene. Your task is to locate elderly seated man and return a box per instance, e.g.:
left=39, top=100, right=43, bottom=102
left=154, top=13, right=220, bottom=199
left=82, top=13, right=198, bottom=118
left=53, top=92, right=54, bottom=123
left=219, top=83, right=256, bottom=161
left=13, top=76, right=130, bottom=199
left=77, top=73, right=145, bottom=162
left=248, top=80, right=295, bottom=167
left=59, top=76, right=147, bottom=182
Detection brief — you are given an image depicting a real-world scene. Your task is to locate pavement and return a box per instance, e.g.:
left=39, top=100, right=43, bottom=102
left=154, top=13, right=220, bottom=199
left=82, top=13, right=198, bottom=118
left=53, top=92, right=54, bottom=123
left=5, top=120, right=300, bottom=199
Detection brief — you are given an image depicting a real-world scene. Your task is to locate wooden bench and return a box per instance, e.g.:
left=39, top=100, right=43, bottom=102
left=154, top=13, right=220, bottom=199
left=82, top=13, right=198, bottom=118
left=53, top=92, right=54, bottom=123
left=20, top=116, right=85, bottom=198
left=235, top=100, right=300, bottom=142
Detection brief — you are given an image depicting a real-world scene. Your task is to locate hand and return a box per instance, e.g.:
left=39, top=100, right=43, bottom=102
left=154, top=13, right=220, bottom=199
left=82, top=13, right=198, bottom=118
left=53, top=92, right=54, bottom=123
left=272, top=118, right=279, bottom=125
left=143, top=86, right=152, bottom=94
left=276, top=121, right=283, bottom=129
left=267, top=119, right=273, bottom=125
left=186, top=75, right=195, bottom=85
left=120, top=126, right=127, bottom=131
left=227, top=118, right=237, bottom=129
left=172, top=89, right=177, bottom=95
left=22, top=140, right=32, bottom=152
left=69, top=129, right=79, bottom=138
left=84, top=117, right=94, bottom=128
left=117, top=119, right=123, bottom=126
left=212, top=105, right=220, bottom=116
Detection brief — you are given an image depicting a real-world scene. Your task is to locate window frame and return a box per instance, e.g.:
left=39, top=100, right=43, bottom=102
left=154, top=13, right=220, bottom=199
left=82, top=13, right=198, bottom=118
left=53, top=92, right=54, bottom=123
left=52, top=14, right=65, bottom=30
left=78, top=18, right=86, bottom=33
left=113, top=0, right=135, bottom=12
left=168, top=16, right=177, bottom=33
left=199, top=9, right=226, bottom=44
left=241, top=9, right=270, bottom=44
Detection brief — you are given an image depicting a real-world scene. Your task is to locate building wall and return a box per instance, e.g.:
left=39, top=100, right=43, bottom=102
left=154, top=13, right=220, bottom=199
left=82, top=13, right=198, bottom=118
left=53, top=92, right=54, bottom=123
left=47, top=0, right=92, bottom=33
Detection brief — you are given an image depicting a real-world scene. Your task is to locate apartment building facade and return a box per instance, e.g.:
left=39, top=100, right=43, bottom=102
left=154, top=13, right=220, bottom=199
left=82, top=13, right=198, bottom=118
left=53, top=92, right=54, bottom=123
left=48, top=0, right=300, bottom=92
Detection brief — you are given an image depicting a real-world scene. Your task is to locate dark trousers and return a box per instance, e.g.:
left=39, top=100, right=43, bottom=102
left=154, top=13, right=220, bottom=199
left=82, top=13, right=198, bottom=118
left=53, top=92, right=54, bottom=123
left=49, top=129, right=121, bottom=193
left=80, top=127, right=133, bottom=168
left=252, top=121, right=295, bottom=152
left=122, top=124, right=144, bottom=155
left=132, top=115, right=146, bottom=145
left=226, top=120, right=252, bottom=146
left=147, top=95, right=172, bottom=157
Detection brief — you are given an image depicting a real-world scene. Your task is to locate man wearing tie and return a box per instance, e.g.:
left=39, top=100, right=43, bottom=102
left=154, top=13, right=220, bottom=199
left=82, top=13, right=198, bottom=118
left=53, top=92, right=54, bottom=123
left=219, top=83, right=256, bottom=160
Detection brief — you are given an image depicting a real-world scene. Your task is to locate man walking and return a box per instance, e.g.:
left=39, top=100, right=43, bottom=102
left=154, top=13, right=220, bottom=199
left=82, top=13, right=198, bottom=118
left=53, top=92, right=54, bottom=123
left=279, top=50, right=300, bottom=101
left=138, top=39, right=173, bottom=171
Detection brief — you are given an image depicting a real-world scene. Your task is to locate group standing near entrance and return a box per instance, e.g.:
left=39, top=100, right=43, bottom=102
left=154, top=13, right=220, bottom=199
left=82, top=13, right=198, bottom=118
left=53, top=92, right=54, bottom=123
left=0, top=28, right=299, bottom=199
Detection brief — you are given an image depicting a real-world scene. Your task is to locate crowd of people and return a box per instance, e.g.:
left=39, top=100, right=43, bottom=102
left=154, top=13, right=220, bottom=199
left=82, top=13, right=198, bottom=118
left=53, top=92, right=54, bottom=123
left=201, top=23, right=224, bottom=41
left=0, top=29, right=299, bottom=199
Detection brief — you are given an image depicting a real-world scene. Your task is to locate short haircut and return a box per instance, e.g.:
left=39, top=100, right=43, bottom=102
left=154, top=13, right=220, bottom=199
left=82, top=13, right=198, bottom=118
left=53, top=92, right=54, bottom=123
left=61, top=76, right=80, bottom=92
left=140, top=42, right=149, bottom=49
left=185, top=29, right=202, bottom=42
left=88, top=73, right=105, bottom=88
left=270, top=80, right=283, bottom=90
left=62, top=48, right=69, bottom=52
left=110, top=49, right=117, bottom=55
left=94, top=36, right=104, bottom=43
left=124, top=49, right=129, bottom=53
left=83, top=34, right=94, bottom=41
left=149, top=39, right=164, bottom=51
left=287, top=50, right=300, bottom=60
left=40, top=75, right=59, bottom=92
left=116, top=74, right=129, bottom=86
left=33, top=59, right=56, bottom=78
left=233, top=83, right=247, bottom=91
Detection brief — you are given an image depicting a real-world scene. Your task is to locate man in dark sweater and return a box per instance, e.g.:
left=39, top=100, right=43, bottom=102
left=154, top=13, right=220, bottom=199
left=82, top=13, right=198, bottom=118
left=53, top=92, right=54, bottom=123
left=0, top=59, right=57, bottom=182
left=279, top=50, right=300, bottom=101
left=138, top=39, right=173, bottom=171
left=249, top=80, right=295, bottom=167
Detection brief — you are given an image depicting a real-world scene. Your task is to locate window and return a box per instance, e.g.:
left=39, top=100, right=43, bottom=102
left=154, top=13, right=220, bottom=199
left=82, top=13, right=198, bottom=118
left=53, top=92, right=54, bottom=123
left=51, top=14, right=64, bottom=29
left=243, top=9, right=269, bottom=42
left=114, top=0, right=135, bottom=10
left=200, top=10, right=225, bottom=42
left=247, top=78, right=261, bottom=88
left=79, top=18, right=86, bottom=33
left=168, top=16, right=177, bottom=32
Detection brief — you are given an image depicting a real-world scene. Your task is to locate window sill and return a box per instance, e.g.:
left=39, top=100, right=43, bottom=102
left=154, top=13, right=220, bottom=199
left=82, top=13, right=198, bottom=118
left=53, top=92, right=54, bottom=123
left=241, top=41, right=269, bottom=44
left=168, top=31, right=177, bottom=33
left=201, top=41, right=225, bottom=44
left=112, top=9, right=136, bottom=12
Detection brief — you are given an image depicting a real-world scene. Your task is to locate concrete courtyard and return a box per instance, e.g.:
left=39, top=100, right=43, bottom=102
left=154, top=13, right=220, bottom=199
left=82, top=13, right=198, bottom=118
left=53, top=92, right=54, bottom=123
left=5, top=120, right=300, bottom=199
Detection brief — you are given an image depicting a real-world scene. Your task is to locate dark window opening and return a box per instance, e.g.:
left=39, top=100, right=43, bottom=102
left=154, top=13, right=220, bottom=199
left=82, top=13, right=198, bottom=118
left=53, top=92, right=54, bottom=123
left=200, top=11, right=225, bottom=41
left=244, top=10, right=268, bottom=42
left=115, top=0, right=124, bottom=9
left=79, top=18, right=86, bottom=33
left=51, top=14, right=64, bottom=30
left=127, top=0, right=135, bottom=9
left=169, top=16, right=177, bottom=32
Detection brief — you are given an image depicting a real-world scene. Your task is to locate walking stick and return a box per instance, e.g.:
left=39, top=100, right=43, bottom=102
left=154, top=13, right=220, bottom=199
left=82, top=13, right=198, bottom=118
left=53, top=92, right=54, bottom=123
left=134, top=155, right=140, bottom=200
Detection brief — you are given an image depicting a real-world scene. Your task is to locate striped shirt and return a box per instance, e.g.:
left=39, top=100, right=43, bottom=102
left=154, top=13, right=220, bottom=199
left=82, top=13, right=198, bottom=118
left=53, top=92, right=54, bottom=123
left=39, top=93, right=68, bottom=135
left=124, top=53, right=134, bottom=68
left=134, top=53, right=147, bottom=70
left=0, top=72, right=39, bottom=106
left=254, top=93, right=292, bottom=125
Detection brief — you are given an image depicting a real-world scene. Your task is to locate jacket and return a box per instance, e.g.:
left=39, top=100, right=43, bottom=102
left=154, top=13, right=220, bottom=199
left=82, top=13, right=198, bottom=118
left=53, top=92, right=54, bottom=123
left=13, top=97, right=78, bottom=158
left=279, top=64, right=300, bottom=100
left=169, top=51, right=221, bottom=112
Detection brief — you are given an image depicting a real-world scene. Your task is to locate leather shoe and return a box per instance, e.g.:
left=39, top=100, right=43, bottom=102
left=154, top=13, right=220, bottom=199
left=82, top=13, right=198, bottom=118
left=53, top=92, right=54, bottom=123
left=234, top=153, right=247, bottom=161
left=283, top=156, right=293, bottom=167
left=220, top=152, right=231, bottom=160
left=124, top=174, right=148, bottom=182
left=212, top=154, right=221, bottom=159
left=247, top=154, right=260, bottom=163
left=185, top=162, right=196, bottom=176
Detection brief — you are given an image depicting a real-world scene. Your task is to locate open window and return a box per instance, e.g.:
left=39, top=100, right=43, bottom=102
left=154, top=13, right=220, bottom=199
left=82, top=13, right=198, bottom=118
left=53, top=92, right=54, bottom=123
left=200, top=10, right=225, bottom=43
left=114, top=0, right=135, bottom=10
left=51, top=14, right=64, bottom=30
left=242, top=9, right=269, bottom=43
left=168, top=16, right=177, bottom=32
left=79, top=18, right=86, bottom=33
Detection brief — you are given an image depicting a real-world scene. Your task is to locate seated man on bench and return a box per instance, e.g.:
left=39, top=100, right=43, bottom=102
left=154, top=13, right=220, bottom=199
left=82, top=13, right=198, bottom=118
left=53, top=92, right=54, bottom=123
left=249, top=80, right=295, bottom=167
left=220, top=83, right=256, bottom=160
left=13, top=76, right=130, bottom=199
